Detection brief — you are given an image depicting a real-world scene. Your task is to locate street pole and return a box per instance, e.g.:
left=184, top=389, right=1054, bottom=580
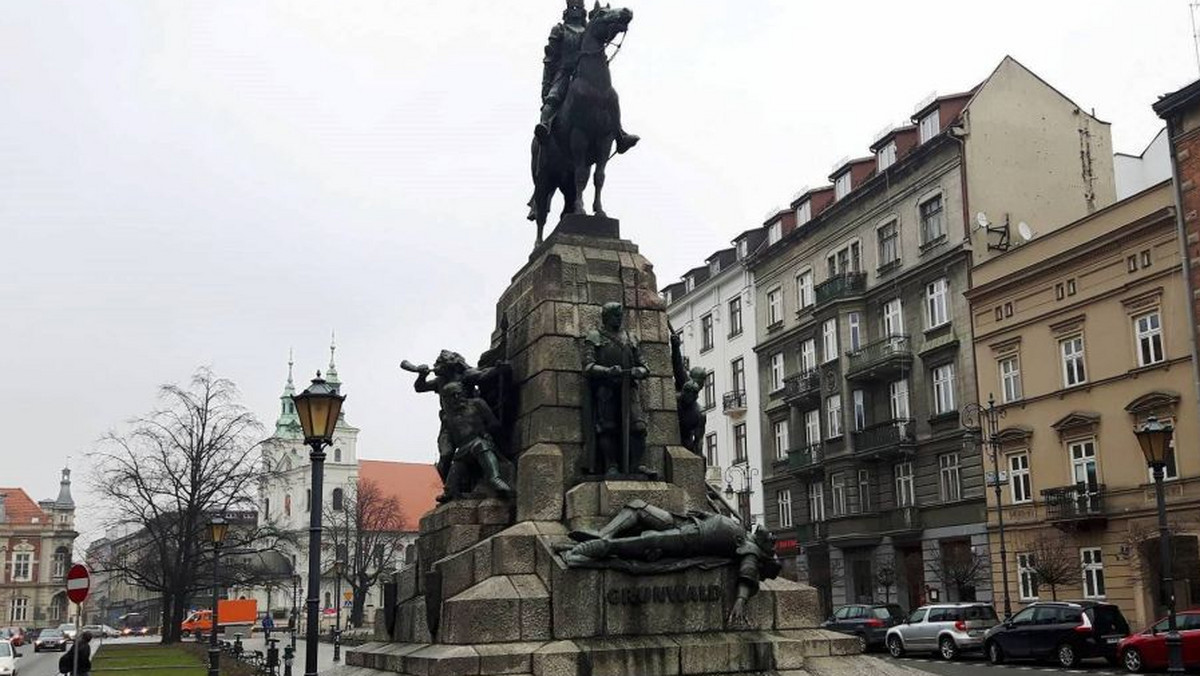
left=208, top=540, right=221, bottom=676
left=986, top=397, right=1012, bottom=620
left=291, top=575, right=298, bottom=651
left=304, top=440, right=326, bottom=676
left=1153, top=464, right=1184, bottom=673
left=333, top=568, right=342, bottom=663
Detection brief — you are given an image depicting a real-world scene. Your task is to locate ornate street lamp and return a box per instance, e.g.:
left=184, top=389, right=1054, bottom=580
left=1135, top=415, right=1182, bottom=674
left=293, top=373, right=345, bottom=676
left=332, top=558, right=345, bottom=663
left=290, top=573, right=300, bottom=651
left=207, top=516, right=229, bottom=676
left=723, top=464, right=760, bottom=526
left=962, top=395, right=1011, bottom=619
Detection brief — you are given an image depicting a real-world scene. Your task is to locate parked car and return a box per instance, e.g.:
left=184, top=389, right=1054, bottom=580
left=0, top=638, right=21, bottom=676
left=0, top=629, right=22, bottom=648
left=983, top=600, right=1130, bottom=668
left=1117, top=609, right=1200, bottom=672
left=33, top=628, right=68, bottom=653
left=101, top=625, right=120, bottom=639
left=886, top=603, right=1000, bottom=660
left=822, top=603, right=905, bottom=651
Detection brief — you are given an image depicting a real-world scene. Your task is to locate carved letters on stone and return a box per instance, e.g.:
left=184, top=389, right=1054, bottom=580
left=605, top=584, right=724, bottom=605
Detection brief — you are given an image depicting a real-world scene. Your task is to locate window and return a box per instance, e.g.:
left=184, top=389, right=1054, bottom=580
left=809, top=481, right=826, bottom=521
left=796, top=270, right=814, bottom=310
left=306, top=488, right=311, bottom=512
left=999, top=356, right=1022, bottom=403
left=939, top=453, right=962, bottom=502
left=769, top=352, right=785, bottom=391
left=799, top=339, right=816, bottom=371
left=804, top=409, right=821, bottom=445
left=325, top=592, right=332, bottom=609
left=918, top=110, right=940, bottom=143
left=9, top=598, right=28, bottom=622
left=925, top=277, right=949, bottom=328
left=12, top=552, right=31, bottom=582
left=778, top=489, right=793, bottom=528
left=932, top=363, right=956, bottom=414
left=773, top=420, right=790, bottom=460
left=852, top=390, right=865, bottom=431
left=827, top=241, right=862, bottom=276
left=1009, top=453, right=1032, bottom=503
left=704, top=433, right=717, bottom=466
left=889, top=379, right=910, bottom=419
left=1060, top=336, right=1087, bottom=386
left=796, top=200, right=812, bottom=225
left=883, top=298, right=904, bottom=336
left=1142, top=249, right=1153, bottom=267
left=53, top=548, right=68, bottom=579
left=734, top=424, right=748, bottom=463
left=703, top=372, right=716, bottom=409
left=728, top=297, right=743, bottom=337
left=831, top=473, right=848, bottom=516
left=768, top=221, right=782, bottom=245
left=919, top=195, right=945, bottom=245
left=1070, top=440, right=1099, bottom=489
left=877, top=141, right=897, bottom=171
left=701, top=313, right=714, bottom=351
left=894, top=462, right=915, bottom=507
left=848, top=312, right=863, bottom=351
left=822, top=319, right=839, bottom=363
left=1017, top=553, right=1039, bottom=601
left=877, top=220, right=899, bottom=266
left=1135, top=311, right=1164, bottom=366
left=826, top=395, right=843, bottom=439
left=1081, top=548, right=1106, bottom=598
left=731, top=357, right=746, bottom=395
left=49, top=601, right=61, bottom=621
left=857, top=469, right=871, bottom=513
left=834, top=172, right=852, bottom=200
left=685, top=276, right=695, bottom=293
left=333, top=487, right=345, bottom=512
left=334, top=447, right=342, bottom=463
left=737, top=239, right=748, bottom=259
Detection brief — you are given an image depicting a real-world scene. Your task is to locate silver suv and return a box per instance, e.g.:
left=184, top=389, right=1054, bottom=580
left=886, top=603, right=1000, bottom=660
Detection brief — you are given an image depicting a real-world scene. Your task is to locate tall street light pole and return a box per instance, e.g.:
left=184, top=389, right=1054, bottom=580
left=292, top=373, right=345, bottom=676
left=332, top=558, right=344, bottom=663
left=723, top=464, right=760, bottom=526
left=962, top=395, right=1011, bottom=619
left=1135, top=415, right=1183, bottom=674
left=207, top=517, right=229, bottom=676
left=290, top=573, right=299, bottom=651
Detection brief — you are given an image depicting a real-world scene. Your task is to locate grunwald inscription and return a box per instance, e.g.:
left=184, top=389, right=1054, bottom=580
left=605, top=584, right=723, bottom=606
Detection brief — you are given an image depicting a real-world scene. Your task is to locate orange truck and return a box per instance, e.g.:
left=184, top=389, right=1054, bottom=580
left=181, top=599, right=258, bottom=636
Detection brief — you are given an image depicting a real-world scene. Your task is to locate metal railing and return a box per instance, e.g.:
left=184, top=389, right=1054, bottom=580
left=722, top=390, right=747, bottom=412
left=1041, top=484, right=1106, bottom=521
left=852, top=418, right=915, bottom=454
left=880, top=505, right=921, bottom=532
left=815, top=272, right=866, bottom=305
left=783, top=369, right=821, bottom=401
left=797, top=521, right=827, bottom=543
left=847, top=334, right=913, bottom=376
left=788, top=444, right=824, bottom=471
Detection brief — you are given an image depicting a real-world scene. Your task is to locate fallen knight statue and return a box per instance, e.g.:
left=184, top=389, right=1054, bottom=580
left=559, top=499, right=783, bottom=623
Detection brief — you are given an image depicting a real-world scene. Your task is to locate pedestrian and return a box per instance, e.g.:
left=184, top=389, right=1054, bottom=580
left=262, top=614, right=274, bottom=641
left=58, top=631, right=93, bottom=676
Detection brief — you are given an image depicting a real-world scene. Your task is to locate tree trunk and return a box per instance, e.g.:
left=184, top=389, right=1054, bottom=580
left=350, top=584, right=367, bottom=628
left=1050, top=583, right=1058, bottom=601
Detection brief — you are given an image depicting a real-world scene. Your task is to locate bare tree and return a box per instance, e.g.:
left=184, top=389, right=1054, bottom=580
left=88, top=368, right=289, bottom=643
left=928, top=542, right=988, bottom=602
left=323, top=479, right=407, bottom=627
left=1022, top=532, right=1077, bottom=601
left=875, top=557, right=898, bottom=604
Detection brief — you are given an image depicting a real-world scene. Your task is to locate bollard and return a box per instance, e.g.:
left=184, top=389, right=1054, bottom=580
left=234, top=633, right=244, bottom=659
left=282, top=645, right=294, bottom=676
left=266, top=637, right=279, bottom=676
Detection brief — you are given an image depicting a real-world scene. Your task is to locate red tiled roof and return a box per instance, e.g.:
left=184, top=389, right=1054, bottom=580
left=357, top=461, right=441, bottom=532
left=0, top=488, right=47, bottom=525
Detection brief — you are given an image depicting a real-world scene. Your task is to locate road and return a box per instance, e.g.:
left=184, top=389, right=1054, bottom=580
left=878, top=652, right=1126, bottom=676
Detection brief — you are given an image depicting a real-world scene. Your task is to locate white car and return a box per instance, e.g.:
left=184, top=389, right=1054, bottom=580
left=0, top=638, right=20, bottom=676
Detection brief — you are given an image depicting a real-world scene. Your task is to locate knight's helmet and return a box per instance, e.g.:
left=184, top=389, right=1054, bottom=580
left=563, top=0, right=586, bottom=21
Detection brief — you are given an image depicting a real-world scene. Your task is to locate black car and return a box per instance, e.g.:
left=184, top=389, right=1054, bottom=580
left=32, top=628, right=68, bottom=653
left=983, top=601, right=1131, bottom=668
left=822, top=603, right=906, bottom=651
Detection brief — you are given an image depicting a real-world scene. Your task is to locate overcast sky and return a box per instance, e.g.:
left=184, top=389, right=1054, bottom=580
left=2, top=1, right=1194, bottom=542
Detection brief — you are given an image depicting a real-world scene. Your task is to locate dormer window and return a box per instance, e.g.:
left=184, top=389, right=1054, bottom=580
left=796, top=200, right=812, bottom=226
left=737, top=239, right=748, bottom=259
left=663, top=289, right=673, bottom=304
left=768, top=221, right=782, bottom=245
left=709, top=259, right=721, bottom=275
left=685, top=276, right=695, bottom=293
left=918, top=110, right=941, bottom=143
left=834, top=172, right=851, bottom=200
left=876, top=141, right=897, bottom=171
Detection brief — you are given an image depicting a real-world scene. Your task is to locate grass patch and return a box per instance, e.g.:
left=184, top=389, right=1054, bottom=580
left=93, top=643, right=205, bottom=676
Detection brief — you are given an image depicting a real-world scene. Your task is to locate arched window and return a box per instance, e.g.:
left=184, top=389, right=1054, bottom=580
left=334, top=448, right=342, bottom=463
left=335, top=544, right=348, bottom=565
left=332, top=488, right=344, bottom=512
left=324, top=592, right=331, bottom=609
left=53, top=547, right=69, bottom=579
left=285, top=494, right=292, bottom=516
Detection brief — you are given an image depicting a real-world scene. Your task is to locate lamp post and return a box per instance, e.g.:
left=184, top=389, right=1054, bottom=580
left=290, top=573, right=300, bottom=651
left=1135, top=415, right=1182, bottom=674
left=292, top=373, right=345, bottom=676
left=332, top=558, right=345, bottom=663
left=723, top=464, right=760, bottom=526
left=962, top=395, right=1011, bottom=619
left=207, top=516, right=229, bottom=676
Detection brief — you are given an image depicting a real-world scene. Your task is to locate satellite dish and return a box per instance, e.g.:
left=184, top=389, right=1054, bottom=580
left=1017, top=222, right=1034, bottom=241
left=975, top=212, right=990, bottom=229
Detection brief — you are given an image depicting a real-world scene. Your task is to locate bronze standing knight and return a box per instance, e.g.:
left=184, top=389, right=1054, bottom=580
left=671, top=328, right=708, bottom=456
left=583, top=302, right=650, bottom=476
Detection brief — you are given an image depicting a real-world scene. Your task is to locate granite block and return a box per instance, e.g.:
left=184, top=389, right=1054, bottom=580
left=531, top=640, right=579, bottom=676
left=516, top=444, right=564, bottom=522
left=440, top=577, right=522, bottom=645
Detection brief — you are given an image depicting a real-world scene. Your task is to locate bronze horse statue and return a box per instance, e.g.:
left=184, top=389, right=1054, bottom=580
left=528, top=4, right=634, bottom=245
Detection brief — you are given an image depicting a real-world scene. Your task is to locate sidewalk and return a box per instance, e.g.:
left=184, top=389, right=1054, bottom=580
left=234, top=635, right=339, bottom=673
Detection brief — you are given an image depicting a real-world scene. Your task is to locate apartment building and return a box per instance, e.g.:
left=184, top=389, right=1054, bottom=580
left=967, top=182, right=1198, bottom=628
left=663, top=227, right=769, bottom=524
left=0, top=469, right=77, bottom=629
left=749, top=57, right=1115, bottom=615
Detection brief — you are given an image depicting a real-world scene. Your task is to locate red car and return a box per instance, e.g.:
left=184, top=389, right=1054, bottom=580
left=1117, top=609, right=1200, bottom=672
left=0, top=628, right=23, bottom=647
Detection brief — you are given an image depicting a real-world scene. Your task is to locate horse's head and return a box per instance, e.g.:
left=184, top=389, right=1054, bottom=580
left=586, top=2, right=632, bottom=45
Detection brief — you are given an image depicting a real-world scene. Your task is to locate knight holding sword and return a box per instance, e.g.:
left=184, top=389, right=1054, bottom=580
left=583, top=302, right=650, bottom=476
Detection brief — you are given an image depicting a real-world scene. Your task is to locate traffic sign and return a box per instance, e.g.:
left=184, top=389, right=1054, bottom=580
left=66, top=564, right=91, bottom=604
left=343, top=591, right=352, bottom=601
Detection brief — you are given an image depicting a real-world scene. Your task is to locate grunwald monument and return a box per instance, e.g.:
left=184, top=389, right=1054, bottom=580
left=341, top=3, right=925, bottom=676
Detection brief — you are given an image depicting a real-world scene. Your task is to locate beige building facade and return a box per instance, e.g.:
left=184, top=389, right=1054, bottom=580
left=0, top=469, right=78, bottom=629
left=967, top=182, right=1199, bottom=629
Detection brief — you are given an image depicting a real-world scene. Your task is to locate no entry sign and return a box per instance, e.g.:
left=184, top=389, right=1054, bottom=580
left=66, top=564, right=90, bottom=604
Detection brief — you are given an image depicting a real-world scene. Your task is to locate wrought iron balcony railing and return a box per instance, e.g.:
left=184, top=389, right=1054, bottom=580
left=783, top=369, right=821, bottom=402
left=797, top=521, right=827, bottom=543
left=1041, top=484, right=1107, bottom=522
left=722, top=390, right=747, bottom=413
left=879, top=505, right=921, bottom=533
left=852, top=418, right=915, bottom=455
left=846, top=334, right=913, bottom=380
left=814, top=272, right=866, bottom=305
left=787, top=444, right=824, bottom=472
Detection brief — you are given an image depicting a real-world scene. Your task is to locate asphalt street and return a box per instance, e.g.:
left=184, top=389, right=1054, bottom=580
left=878, top=652, right=1126, bottom=676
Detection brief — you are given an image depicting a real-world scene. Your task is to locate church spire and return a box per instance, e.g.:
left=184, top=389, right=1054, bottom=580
left=55, top=466, right=74, bottom=508
left=326, top=330, right=341, bottom=389
left=275, top=350, right=302, bottom=439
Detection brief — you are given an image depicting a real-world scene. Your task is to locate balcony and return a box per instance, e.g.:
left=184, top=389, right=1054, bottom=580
left=787, top=444, right=824, bottom=475
left=722, top=390, right=747, bottom=415
left=879, top=506, right=922, bottom=535
left=814, top=272, right=866, bottom=305
left=783, top=369, right=821, bottom=405
left=851, top=419, right=916, bottom=457
left=846, top=334, right=914, bottom=381
left=797, top=521, right=827, bottom=544
left=1042, top=484, right=1108, bottom=528
left=827, top=513, right=882, bottom=545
